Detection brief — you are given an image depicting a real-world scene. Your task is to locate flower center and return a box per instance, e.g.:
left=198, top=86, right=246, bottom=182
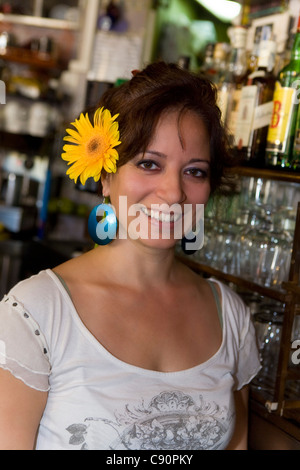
left=87, top=136, right=106, bottom=157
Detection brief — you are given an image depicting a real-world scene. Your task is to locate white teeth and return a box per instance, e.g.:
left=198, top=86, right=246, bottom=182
left=141, top=207, right=181, bottom=223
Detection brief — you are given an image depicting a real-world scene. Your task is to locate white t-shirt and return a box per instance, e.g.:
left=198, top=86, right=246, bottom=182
left=0, top=269, right=260, bottom=450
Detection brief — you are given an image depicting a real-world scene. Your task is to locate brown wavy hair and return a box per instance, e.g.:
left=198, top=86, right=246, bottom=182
left=90, top=61, right=233, bottom=194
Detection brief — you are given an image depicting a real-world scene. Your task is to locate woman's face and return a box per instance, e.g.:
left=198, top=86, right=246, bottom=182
left=102, top=109, right=211, bottom=250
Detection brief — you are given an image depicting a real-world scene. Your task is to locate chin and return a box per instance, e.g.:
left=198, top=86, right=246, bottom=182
left=136, top=236, right=179, bottom=251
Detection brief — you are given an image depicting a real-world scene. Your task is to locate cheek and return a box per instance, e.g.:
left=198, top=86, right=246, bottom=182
left=117, top=173, right=153, bottom=202
left=127, top=177, right=150, bottom=195
left=108, top=174, right=149, bottom=215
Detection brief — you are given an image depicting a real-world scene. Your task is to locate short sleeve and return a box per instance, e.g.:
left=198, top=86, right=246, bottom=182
left=234, top=303, right=261, bottom=391
left=0, top=294, right=51, bottom=392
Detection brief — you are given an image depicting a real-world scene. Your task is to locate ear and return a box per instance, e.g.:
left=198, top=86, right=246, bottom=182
left=101, top=172, right=111, bottom=197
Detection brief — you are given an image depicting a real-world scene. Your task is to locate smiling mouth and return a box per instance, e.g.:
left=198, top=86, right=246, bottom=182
left=140, top=206, right=182, bottom=223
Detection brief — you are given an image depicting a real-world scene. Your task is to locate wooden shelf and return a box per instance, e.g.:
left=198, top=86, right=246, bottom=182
left=282, top=282, right=300, bottom=301
left=0, top=47, right=65, bottom=70
left=250, top=392, right=300, bottom=444
left=0, top=13, right=79, bottom=30
left=229, top=165, right=300, bottom=183
left=176, top=254, right=290, bottom=302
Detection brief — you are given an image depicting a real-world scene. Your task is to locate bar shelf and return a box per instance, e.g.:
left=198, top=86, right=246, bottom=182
left=177, top=165, right=300, bottom=444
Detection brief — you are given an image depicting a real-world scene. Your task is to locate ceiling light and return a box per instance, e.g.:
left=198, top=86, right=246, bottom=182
left=195, top=0, right=242, bottom=22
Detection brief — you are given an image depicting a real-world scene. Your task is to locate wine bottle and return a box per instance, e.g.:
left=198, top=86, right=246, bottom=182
left=209, top=42, right=230, bottom=84
left=219, top=26, right=248, bottom=141
left=265, top=14, right=300, bottom=168
left=234, top=33, right=276, bottom=165
left=291, top=101, right=300, bottom=169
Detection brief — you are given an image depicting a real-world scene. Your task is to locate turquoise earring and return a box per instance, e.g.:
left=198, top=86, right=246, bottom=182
left=88, top=197, right=118, bottom=245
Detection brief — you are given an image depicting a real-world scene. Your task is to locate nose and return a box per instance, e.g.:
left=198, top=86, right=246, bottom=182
left=155, top=170, right=186, bottom=205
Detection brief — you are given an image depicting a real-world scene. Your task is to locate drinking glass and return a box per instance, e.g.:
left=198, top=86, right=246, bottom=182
left=252, top=303, right=284, bottom=395
left=254, top=225, right=292, bottom=287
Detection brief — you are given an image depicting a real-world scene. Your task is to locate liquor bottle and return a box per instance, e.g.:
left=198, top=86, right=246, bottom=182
left=265, top=14, right=300, bottom=168
left=199, top=43, right=215, bottom=80
left=234, top=31, right=276, bottom=165
left=219, top=26, right=248, bottom=141
left=209, top=42, right=230, bottom=84
left=246, top=26, right=262, bottom=76
left=291, top=100, right=300, bottom=169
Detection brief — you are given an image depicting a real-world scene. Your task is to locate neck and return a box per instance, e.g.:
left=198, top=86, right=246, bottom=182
left=92, top=238, right=179, bottom=290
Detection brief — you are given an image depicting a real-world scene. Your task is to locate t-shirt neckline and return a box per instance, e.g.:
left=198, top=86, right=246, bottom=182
left=46, top=269, right=226, bottom=378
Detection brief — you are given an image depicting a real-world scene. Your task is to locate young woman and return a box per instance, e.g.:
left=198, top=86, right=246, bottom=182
left=0, top=62, right=260, bottom=450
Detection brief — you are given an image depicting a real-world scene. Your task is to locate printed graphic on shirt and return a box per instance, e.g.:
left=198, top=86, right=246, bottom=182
left=66, top=390, right=234, bottom=450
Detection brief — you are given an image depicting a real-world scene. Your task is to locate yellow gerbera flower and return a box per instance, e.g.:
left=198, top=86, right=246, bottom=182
left=61, top=107, right=121, bottom=185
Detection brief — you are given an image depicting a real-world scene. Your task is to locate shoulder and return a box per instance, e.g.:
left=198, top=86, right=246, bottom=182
left=0, top=272, right=57, bottom=391
left=9, top=268, right=59, bottom=292
left=8, top=269, right=67, bottom=308
left=4, top=269, right=71, bottom=347
left=208, top=278, right=251, bottom=342
left=5, top=268, right=66, bottom=315
left=209, top=278, right=246, bottom=311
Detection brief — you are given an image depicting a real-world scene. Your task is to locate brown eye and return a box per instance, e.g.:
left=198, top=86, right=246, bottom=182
left=185, top=168, right=208, bottom=178
left=138, top=160, right=160, bottom=171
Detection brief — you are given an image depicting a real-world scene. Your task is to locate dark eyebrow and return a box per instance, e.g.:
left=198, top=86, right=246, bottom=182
left=145, top=150, right=210, bottom=165
left=145, top=150, right=167, bottom=158
left=188, top=158, right=210, bottom=165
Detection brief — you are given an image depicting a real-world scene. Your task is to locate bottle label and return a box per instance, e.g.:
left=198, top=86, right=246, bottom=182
left=235, top=85, right=257, bottom=148
left=266, top=82, right=296, bottom=153
left=253, top=101, right=274, bottom=130
left=227, top=88, right=242, bottom=139
left=257, top=39, right=276, bottom=70
left=217, top=89, right=229, bottom=123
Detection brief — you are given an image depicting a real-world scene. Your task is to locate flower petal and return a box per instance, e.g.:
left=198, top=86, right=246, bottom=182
left=63, top=136, right=81, bottom=144
left=104, top=157, right=116, bottom=172
left=108, top=148, right=119, bottom=161
left=65, top=128, right=81, bottom=140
